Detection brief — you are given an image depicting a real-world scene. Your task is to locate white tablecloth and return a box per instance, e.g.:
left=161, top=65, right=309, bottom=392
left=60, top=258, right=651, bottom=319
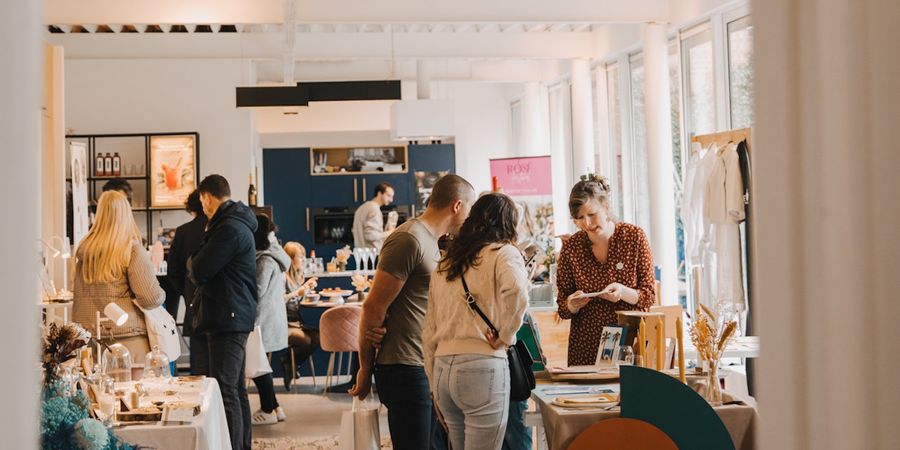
left=114, top=377, right=231, bottom=450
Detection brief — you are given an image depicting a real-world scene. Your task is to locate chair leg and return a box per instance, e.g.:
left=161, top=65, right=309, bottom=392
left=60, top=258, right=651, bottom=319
left=337, top=352, right=344, bottom=384
left=346, top=353, right=354, bottom=378
left=288, top=348, right=297, bottom=391
left=308, top=357, right=317, bottom=388
left=323, top=353, right=335, bottom=396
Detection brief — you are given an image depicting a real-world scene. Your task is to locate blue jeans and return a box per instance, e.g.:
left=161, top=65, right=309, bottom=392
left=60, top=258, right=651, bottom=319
left=502, top=400, right=532, bottom=450
left=375, top=364, right=442, bottom=450
left=432, top=355, right=510, bottom=450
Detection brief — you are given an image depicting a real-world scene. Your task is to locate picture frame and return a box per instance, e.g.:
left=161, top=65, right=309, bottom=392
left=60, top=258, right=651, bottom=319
left=596, top=325, right=628, bottom=365
left=149, top=134, right=198, bottom=208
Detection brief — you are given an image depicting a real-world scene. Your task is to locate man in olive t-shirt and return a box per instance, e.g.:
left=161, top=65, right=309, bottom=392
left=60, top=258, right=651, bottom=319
left=350, top=175, right=475, bottom=450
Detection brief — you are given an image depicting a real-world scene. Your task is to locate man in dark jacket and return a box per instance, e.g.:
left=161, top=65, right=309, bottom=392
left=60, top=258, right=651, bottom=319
left=189, top=175, right=258, bottom=450
left=166, top=190, right=207, bottom=373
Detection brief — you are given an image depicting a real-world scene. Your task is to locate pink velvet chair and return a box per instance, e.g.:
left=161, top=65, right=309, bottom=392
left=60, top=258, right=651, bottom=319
left=318, top=305, right=362, bottom=393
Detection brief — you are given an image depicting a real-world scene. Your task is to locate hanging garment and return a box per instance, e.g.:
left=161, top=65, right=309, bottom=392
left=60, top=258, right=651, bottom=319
left=705, top=143, right=746, bottom=307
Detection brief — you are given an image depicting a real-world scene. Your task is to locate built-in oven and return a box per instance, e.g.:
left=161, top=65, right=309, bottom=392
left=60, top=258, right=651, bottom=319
left=311, top=205, right=412, bottom=246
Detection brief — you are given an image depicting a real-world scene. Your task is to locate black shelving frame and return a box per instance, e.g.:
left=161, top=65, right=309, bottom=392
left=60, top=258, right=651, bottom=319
left=65, top=131, right=200, bottom=245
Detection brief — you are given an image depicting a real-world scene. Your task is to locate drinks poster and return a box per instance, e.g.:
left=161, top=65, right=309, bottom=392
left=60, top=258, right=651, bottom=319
left=149, top=135, right=197, bottom=208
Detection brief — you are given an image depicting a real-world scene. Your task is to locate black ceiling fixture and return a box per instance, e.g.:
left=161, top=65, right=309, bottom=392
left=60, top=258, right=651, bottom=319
left=236, top=80, right=401, bottom=108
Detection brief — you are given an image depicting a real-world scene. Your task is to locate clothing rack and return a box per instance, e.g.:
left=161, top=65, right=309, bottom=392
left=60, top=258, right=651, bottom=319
left=689, top=127, right=755, bottom=396
left=690, top=127, right=752, bottom=152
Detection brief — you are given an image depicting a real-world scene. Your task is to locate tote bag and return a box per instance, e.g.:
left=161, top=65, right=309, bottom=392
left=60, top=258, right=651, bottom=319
left=134, top=301, right=182, bottom=360
left=245, top=325, right=273, bottom=379
left=339, top=397, right=381, bottom=450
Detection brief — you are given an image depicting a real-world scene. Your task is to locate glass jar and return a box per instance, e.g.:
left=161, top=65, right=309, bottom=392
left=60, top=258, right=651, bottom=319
left=102, top=343, right=132, bottom=382
left=143, top=345, right=171, bottom=380
left=705, top=362, right=723, bottom=406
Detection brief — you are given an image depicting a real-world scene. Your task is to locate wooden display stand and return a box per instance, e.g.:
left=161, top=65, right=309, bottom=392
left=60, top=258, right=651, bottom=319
left=617, top=311, right=667, bottom=370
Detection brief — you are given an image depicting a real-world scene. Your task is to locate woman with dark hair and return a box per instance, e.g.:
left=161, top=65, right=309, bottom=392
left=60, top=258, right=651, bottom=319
left=423, top=193, right=530, bottom=450
left=166, top=190, right=208, bottom=373
left=250, top=214, right=290, bottom=425
left=556, top=174, right=656, bottom=366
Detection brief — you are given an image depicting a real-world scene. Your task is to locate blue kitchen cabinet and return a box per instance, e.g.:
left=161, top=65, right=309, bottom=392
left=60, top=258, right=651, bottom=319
left=359, top=172, right=411, bottom=205
left=309, top=175, right=363, bottom=207
left=263, top=148, right=311, bottom=246
left=408, top=144, right=456, bottom=172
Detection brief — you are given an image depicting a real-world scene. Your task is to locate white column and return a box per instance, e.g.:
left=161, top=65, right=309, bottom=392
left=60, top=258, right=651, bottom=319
left=0, top=0, right=40, bottom=447
left=755, top=0, right=900, bottom=448
left=593, top=66, right=612, bottom=180
left=521, top=81, right=548, bottom=156
left=570, top=59, right=595, bottom=177
left=643, top=23, right=679, bottom=306
left=416, top=60, right=432, bottom=100
left=617, top=54, right=636, bottom=224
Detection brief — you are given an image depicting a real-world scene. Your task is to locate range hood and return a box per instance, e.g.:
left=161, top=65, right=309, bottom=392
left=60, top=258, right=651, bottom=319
left=390, top=99, right=455, bottom=141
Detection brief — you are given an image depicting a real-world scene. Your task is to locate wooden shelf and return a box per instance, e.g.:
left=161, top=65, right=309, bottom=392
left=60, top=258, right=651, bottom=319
left=310, top=145, right=407, bottom=176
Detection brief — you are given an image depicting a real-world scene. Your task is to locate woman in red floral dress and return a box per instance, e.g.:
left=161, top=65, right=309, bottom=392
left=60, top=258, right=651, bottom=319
left=556, top=175, right=656, bottom=366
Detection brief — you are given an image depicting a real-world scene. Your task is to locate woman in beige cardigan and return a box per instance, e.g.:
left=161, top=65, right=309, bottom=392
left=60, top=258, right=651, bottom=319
left=73, top=190, right=165, bottom=366
left=423, top=193, right=530, bottom=450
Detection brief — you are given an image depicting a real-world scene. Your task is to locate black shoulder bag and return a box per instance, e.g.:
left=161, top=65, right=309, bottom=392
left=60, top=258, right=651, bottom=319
left=461, top=275, right=536, bottom=402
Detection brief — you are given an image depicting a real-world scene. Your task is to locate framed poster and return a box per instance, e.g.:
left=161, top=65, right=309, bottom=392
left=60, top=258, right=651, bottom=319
left=150, top=134, right=197, bottom=208
left=69, top=141, right=89, bottom=245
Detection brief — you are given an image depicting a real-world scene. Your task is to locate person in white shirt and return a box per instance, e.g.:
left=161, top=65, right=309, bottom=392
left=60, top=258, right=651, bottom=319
left=352, top=182, right=396, bottom=251
left=423, top=192, right=530, bottom=450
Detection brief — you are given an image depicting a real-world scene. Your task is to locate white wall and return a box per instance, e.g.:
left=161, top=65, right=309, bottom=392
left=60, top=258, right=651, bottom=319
left=65, top=58, right=256, bottom=218
left=259, top=81, right=513, bottom=195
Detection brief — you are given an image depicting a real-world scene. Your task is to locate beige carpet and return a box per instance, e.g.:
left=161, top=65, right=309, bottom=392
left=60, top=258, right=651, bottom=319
left=252, top=436, right=392, bottom=450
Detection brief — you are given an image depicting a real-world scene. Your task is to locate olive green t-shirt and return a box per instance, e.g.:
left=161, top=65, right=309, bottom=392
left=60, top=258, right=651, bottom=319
left=375, top=218, right=440, bottom=366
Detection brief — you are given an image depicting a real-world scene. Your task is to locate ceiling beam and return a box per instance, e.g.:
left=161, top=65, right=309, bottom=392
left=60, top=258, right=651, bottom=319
left=47, top=31, right=599, bottom=59
left=44, top=0, right=669, bottom=24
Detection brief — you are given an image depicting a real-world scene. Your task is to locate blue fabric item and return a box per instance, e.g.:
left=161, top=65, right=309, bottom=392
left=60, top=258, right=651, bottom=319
left=502, top=400, right=533, bottom=450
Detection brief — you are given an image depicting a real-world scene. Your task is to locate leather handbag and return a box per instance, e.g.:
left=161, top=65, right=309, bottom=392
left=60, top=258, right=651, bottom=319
left=461, top=276, right=536, bottom=402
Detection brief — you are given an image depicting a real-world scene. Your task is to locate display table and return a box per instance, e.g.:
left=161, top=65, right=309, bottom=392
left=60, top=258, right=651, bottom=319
left=306, top=270, right=375, bottom=278
left=531, top=380, right=756, bottom=450
left=113, top=377, right=231, bottom=450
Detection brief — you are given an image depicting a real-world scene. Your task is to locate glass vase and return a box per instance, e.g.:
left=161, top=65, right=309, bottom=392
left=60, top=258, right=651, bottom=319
left=705, top=361, right=723, bottom=405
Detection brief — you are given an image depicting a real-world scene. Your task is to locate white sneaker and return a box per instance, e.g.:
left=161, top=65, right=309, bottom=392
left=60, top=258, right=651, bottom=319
left=275, top=406, right=287, bottom=422
left=251, top=409, right=278, bottom=425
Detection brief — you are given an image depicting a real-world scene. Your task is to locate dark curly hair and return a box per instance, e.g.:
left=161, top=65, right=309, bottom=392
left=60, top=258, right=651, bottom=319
left=438, top=192, right=519, bottom=282
left=254, top=214, right=277, bottom=251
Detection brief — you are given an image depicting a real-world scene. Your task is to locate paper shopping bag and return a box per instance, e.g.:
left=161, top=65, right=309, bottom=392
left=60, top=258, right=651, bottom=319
left=339, top=397, right=381, bottom=450
left=245, top=325, right=272, bottom=379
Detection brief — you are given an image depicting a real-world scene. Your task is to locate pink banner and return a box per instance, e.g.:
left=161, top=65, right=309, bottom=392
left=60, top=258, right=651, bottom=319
left=489, top=156, right=552, bottom=197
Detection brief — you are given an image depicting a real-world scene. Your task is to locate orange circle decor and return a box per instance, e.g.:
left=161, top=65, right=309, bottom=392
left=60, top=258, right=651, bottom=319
left=567, top=418, right=679, bottom=450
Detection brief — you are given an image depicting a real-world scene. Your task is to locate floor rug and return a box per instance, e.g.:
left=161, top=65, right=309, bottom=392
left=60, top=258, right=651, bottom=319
left=252, top=436, right=392, bottom=450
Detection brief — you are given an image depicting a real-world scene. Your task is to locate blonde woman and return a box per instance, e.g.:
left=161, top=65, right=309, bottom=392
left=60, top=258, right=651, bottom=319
left=73, top=190, right=165, bottom=366
left=280, top=241, right=320, bottom=390
left=283, top=242, right=318, bottom=299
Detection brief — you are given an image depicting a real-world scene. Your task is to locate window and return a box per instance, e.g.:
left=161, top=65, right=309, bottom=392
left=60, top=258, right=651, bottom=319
left=682, top=24, right=717, bottom=136
left=605, top=65, right=625, bottom=220
left=728, top=16, right=754, bottom=129
left=629, top=54, right=652, bottom=235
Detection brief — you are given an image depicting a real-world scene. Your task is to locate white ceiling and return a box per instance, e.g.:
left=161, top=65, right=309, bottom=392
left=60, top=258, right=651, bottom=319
left=43, top=0, right=731, bottom=82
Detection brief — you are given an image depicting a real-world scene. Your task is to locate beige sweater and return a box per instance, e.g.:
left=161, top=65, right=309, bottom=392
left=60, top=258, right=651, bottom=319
left=423, top=243, right=530, bottom=382
left=73, top=240, right=166, bottom=338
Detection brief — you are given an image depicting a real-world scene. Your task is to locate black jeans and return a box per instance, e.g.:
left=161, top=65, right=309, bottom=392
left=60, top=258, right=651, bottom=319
left=206, top=332, right=251, bottom=450
left=374, top=364, right=443, bottom=450
left=189, top=335, right=209, bottom=376
left=252, top=372, right=279, bottom=413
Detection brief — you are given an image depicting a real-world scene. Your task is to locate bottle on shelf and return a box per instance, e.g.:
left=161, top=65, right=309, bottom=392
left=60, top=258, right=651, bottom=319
left=103, top=153, right=113, bottom=176
left=112, top=153, right=121, bottom=176
left=248, top=174, right=258, bottom=207
left=95, top=153, right=106, bottom=177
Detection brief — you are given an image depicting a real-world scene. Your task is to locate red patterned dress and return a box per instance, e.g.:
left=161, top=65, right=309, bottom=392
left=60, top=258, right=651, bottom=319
left=556, top=223, right=656, bottom=366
